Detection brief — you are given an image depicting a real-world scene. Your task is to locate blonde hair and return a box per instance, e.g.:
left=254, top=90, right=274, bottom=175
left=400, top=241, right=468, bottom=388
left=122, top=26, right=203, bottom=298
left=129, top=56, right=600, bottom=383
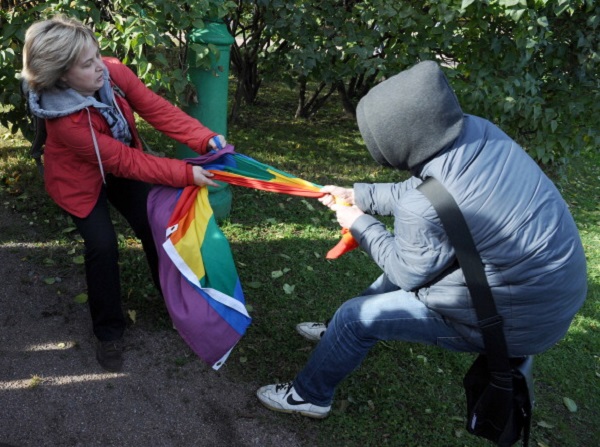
left=21, top=15, right=99, bottom=92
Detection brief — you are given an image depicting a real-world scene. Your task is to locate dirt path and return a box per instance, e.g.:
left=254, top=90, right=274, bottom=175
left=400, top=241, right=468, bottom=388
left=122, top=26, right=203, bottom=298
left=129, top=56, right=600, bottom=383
left=0, top=204, right=308, bottom=447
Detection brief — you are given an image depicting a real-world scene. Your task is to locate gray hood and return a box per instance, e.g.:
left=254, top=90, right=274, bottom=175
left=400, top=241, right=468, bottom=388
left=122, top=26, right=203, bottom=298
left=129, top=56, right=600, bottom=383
left=27, top=67, right=114, bottom=119
left=356, top=60, right=464, bottom=171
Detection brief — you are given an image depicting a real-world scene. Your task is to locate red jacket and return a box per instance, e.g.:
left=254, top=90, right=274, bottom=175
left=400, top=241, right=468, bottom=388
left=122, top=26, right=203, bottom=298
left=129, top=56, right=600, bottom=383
left=42, top=58, right=217, bottom=218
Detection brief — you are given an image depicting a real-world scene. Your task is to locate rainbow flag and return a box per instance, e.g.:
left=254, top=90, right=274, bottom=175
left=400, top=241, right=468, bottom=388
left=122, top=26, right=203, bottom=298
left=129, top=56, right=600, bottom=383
left=195, top=145, right=359, bottom=258
left=147, top=147, right=358, bottom=369
left=148, top=165, right=251, bottom=369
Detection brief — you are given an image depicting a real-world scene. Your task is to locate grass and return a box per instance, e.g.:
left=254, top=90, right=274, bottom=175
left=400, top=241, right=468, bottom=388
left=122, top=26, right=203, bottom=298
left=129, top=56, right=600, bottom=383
left=1, top=81, right=598, bottom=446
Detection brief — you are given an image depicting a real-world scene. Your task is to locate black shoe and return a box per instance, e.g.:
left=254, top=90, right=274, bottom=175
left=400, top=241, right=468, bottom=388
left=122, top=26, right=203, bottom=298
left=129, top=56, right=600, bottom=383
left=96, top=339, right=124, bottom=372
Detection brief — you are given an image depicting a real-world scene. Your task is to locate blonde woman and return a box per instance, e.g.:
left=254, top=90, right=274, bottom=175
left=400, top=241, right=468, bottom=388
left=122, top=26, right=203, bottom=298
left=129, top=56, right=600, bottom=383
left=22, top=15, right=226, bottom=372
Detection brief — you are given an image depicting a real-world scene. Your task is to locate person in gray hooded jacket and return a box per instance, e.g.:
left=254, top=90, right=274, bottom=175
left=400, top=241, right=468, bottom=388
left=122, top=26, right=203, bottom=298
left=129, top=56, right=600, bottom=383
left=256, top=60, right=587, bottom=419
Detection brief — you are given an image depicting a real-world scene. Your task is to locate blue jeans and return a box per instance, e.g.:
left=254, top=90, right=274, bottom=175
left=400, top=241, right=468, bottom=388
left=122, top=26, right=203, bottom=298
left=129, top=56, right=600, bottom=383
left=293, top=274, right=482, bottom=406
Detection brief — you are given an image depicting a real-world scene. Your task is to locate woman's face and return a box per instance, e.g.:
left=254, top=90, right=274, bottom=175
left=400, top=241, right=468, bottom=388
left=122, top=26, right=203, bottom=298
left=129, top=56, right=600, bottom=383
left=60, top=41, right=105, bottom=96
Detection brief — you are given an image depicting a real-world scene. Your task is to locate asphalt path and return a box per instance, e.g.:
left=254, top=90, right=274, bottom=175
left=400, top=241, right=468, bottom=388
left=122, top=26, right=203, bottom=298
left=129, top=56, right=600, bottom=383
left=0, top=204, right=308, bottom=447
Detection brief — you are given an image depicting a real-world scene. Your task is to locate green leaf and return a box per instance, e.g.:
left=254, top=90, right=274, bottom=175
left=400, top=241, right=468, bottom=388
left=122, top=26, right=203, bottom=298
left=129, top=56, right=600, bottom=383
left=283, top=283, right=295, bottom=294
left=43, top=277, right=56, bottom=285
left=271, top=270, right=284, bottom=278
left=246, top=281, right=262, bottom=289
left=72, top=255, right=85, bottom=265
left=537, top=16, right=549, bottom=28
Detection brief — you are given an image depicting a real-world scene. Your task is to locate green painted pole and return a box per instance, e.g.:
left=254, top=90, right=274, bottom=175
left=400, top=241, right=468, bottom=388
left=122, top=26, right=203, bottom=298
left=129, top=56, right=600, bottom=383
left=177, top=20, right=234, bottom=220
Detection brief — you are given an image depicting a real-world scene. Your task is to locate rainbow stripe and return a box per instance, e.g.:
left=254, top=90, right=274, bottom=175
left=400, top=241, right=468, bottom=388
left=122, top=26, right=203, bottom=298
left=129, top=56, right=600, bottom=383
left=148, top=184, right=250, bottom=370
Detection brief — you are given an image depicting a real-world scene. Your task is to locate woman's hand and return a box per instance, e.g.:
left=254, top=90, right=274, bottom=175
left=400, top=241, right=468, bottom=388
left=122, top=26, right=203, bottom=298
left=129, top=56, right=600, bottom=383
left=318, top=185, right=355, bottom=209
left=208, top=135, right=227, bottom=151
left=192, top=166, right=218, bottom=187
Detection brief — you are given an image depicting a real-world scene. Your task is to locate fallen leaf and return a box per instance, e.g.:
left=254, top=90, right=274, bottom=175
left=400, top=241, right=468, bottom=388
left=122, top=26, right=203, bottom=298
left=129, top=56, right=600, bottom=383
left=283, top=283, right=295, bottom=294
left=537, top=420, right=554, bottom=429
left=246, top=281, right=262, bottom=289
left=271, top=270, right=284, bottom=278
left=72, top=255, right=85, bottom=265
left=43, top=277, right=56, bottom=285
left=301, top=199, right=315, bottom=211
left=563, top=397, right=577, bottom=412
left=128, top=309, right=137, bottom=324
left=74, top=293, right=88, bottom=304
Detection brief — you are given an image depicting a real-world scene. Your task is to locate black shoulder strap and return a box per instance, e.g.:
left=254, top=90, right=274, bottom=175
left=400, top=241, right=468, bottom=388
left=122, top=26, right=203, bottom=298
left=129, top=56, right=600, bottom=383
left=417, top=177, right=511, bottom=374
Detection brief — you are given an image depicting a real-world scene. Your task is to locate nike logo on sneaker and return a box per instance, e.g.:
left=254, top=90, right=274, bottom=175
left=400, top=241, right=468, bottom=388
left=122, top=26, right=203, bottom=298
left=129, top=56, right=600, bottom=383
left=286, top=393, right=307, bottom=406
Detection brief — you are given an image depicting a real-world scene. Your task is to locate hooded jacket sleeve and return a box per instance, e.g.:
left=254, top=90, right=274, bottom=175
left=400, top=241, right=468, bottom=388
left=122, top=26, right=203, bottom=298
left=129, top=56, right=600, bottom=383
left=351, top=180, right=456, bottom=291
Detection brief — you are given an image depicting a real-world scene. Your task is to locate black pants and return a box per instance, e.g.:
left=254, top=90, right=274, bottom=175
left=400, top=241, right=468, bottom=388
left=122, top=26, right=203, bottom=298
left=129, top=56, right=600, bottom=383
left=70, top=176, right=161, bottom=342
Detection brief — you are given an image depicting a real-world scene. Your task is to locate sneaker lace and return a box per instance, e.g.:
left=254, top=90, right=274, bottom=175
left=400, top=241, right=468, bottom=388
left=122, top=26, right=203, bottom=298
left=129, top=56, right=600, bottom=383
left=274, top=381, right=293, bottom=393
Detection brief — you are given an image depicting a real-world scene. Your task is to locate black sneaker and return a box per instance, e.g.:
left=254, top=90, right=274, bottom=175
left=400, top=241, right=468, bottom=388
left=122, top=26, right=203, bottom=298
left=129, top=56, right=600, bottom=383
left=96, top=339, right=124, bottom=372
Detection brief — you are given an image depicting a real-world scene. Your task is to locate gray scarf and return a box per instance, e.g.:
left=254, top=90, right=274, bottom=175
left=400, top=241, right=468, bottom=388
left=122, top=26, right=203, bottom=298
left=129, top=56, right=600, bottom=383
left=96, top=80, right=132, bottom=146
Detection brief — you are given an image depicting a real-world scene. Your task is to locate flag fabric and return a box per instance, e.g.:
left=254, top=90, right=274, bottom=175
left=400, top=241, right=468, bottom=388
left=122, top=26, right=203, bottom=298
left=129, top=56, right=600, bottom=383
left=197, top=145, right=323, bottom=198
left=190, top=145, right=359, bottom=259
left=147, top=149, right=251, bottom=369
left=147, top=146, right=358, bottom=369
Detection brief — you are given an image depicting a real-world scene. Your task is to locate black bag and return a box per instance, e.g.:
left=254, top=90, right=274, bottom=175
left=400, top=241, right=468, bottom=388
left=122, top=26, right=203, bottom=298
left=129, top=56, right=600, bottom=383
left=464, top=354, right=534, bottom=447
left=417, top=178, right=535, bottom=447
